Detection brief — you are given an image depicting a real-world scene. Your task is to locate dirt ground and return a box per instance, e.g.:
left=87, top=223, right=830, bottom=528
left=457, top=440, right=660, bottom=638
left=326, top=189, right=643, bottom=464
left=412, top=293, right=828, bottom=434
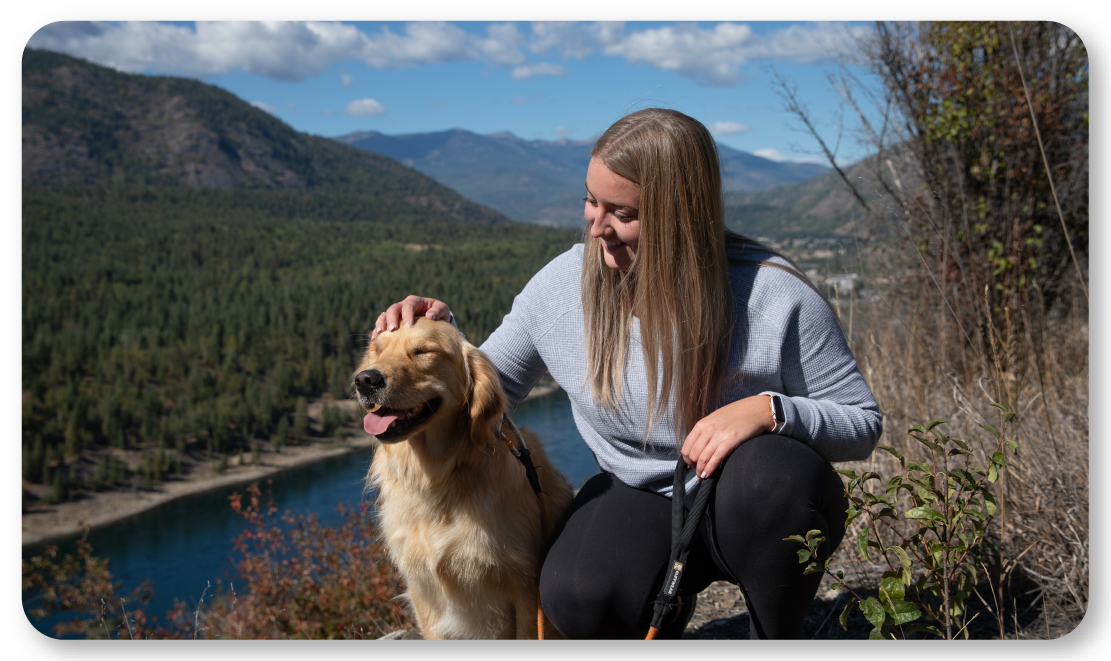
left=684, top=578, right=851, bottom=639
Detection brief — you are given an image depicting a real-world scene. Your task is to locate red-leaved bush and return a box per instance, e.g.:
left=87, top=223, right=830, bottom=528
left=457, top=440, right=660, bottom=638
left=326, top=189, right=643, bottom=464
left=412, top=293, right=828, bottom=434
left=22, top=480, right=414, bottom=639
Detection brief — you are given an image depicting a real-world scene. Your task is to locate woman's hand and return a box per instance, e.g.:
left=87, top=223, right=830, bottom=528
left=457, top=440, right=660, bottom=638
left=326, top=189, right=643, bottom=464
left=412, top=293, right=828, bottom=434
left=371, top=295, right=452, bottom=339
left=680, top=395, right=777, bottom=479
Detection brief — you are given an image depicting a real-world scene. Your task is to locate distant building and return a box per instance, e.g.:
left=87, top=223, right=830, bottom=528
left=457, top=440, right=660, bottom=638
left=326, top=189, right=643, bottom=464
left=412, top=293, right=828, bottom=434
left=825, top=273, right=861, bottom=295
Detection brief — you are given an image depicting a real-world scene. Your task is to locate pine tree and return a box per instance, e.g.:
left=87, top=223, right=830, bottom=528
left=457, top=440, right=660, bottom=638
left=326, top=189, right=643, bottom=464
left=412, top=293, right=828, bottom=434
left=274, top=415, right=289, bottom=453
left=92, top=455, right=107, bottom=491
left=292, top=397, right=308, bottom=442
left=155, top=442, right=165, bottom=482
left=63, top=409, right=80, bottom=459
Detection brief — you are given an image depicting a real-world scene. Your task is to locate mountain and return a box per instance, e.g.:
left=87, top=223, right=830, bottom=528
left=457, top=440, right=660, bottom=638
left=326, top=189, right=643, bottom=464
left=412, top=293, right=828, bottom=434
left=334, top=129, right=591, bottom=228
left=717, top=147, right=828, bottom=199
left=334, top=129, right=829, bottom=228
left=725, top=151, right=913, bottom=239
left=21, top=48, right=507, bottom=225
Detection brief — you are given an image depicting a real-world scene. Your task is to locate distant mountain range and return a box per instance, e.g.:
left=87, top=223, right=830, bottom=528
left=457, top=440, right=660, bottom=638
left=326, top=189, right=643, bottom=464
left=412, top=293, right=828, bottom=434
left=22, top=48, right=507, bottom=226
left=23, top=47, right=879, bottom=240
left=334, top=129, right=829, bottom=228
left=724, top=150, right=912, bottom=239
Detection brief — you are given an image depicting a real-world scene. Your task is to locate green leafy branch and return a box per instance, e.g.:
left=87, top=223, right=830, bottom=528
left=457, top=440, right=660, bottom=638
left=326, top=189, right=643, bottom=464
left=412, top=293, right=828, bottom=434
left=786, top=402, right=1018, bottom=639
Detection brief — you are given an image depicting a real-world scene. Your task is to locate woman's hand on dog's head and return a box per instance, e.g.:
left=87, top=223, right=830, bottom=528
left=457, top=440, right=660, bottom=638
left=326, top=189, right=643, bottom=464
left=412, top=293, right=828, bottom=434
left=373, top=295, right=453, bottom=339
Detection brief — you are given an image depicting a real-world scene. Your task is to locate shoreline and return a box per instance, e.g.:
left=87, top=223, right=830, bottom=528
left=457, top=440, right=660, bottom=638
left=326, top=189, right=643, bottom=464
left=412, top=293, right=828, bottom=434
left=22, top=383, right=563, bottom=548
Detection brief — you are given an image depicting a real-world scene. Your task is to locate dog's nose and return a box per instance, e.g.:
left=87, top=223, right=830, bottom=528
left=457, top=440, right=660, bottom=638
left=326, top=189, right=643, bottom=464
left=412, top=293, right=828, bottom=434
left=355, top=369, right=386, bottom=394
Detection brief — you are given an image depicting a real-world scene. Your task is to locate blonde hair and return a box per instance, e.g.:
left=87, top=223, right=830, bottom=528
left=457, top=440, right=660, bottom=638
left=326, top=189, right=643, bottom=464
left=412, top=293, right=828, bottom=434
left=582, top=108, right=735, bottom=440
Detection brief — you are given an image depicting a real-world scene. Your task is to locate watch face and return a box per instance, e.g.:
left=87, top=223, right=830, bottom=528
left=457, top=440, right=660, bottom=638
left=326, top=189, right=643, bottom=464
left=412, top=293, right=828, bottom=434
left=771, top=395, right=786, bottom=423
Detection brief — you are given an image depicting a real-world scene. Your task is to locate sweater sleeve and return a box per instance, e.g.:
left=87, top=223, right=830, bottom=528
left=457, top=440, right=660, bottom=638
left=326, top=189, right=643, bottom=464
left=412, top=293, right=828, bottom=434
left=769, top=281, right=883, bottom=462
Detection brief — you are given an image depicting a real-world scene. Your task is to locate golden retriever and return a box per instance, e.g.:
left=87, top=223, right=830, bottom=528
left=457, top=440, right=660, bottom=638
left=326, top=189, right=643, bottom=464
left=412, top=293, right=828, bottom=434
left=355, top=318, right=573, bottom=639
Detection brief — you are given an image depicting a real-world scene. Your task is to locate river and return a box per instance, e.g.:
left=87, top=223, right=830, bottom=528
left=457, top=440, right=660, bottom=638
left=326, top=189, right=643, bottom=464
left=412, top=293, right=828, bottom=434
left=23, top=390, right=594, bottom=637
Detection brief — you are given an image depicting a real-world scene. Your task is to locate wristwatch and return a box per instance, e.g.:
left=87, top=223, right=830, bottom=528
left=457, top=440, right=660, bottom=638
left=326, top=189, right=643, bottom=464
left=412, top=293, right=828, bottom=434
left=768, top=393, right=786, bottom=434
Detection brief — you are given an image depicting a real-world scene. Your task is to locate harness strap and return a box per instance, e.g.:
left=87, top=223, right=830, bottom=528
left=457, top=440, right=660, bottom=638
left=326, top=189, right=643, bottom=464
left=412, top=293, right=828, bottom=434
left=645, top=458, right=716, bottom=640
left=498, top=414, right=551, bottom=639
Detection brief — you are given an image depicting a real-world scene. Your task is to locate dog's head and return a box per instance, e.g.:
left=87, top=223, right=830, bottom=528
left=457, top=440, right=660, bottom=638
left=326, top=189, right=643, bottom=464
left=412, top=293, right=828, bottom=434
left=353, top=318, right=506, bottom=447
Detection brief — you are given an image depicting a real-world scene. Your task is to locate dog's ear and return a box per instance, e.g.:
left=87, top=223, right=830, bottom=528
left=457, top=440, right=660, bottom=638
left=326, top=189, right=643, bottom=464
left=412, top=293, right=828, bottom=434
left=464, top=343, right=507, bottom=447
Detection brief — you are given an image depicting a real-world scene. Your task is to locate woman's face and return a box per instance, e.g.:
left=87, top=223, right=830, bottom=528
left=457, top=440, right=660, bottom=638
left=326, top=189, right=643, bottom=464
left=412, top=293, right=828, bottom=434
left=584, top=156, right=640, bottom=271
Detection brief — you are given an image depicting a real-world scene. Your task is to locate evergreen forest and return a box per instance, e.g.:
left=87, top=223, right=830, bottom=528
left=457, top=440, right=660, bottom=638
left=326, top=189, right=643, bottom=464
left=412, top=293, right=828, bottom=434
left=22, top=184, right=578, bottom=500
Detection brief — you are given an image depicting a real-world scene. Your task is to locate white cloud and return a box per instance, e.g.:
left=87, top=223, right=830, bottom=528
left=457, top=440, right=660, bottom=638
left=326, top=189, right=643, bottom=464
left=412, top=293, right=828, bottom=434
left=510, top=62, right=565, bottom=80
left=360, top=21, right=473, bottom=68
left=250, top=100, right=276, bottom=114
left=29, top=21, right=367, bottom=82
left=754, top=148, right=788, bottom=162
left=27, top=21, right=863, bottom=88
left=283, top=102, right=296, bottom=110
left=552, top=125, right=572, bottom=138
left=474, top=22, right=526, bottom=65
left=511, top=97, right=529, bottom=106
left=528, top=21, right=610, bottom=59
left=760, top=23, right=863, bottom=63
left=27, top=20, right=526, bottom=82
left=754, top=148, right=831, bottom=166
left=707, top=121, right=749, bottom=136
left=605, top=23, right=755, bottom=86
left=603, top=22, right=862, bottom=86
left=340, top=72, right=353, bottom=86
left=345, top=98, right=387, bottom=117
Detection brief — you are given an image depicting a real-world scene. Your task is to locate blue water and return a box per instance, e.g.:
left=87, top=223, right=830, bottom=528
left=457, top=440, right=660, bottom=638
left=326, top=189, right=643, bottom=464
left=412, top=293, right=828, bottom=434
left=23, top=390, right=594, bottom=637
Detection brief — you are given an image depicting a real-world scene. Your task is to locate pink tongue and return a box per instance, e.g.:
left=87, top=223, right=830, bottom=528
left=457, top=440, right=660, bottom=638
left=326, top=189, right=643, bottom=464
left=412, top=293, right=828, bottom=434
left=364, top=412, right=400, bottom=436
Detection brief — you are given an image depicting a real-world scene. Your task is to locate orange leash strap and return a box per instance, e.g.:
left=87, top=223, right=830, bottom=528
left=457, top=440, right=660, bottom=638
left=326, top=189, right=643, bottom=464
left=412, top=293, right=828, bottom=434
left=536, top=494, right=550, bottom=639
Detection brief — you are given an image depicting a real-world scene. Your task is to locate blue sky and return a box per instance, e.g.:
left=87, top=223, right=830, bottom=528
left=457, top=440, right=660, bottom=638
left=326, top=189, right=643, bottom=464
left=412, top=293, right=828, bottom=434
left=27, top=20, right=883, bottom=165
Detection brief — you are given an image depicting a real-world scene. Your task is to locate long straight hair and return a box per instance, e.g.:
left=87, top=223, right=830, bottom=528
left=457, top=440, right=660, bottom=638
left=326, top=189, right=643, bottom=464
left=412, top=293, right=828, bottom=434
left=582, top=109, right=735, bottom=440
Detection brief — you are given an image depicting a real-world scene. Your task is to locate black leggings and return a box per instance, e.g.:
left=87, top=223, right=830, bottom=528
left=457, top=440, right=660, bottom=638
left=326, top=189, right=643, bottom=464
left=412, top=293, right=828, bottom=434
left=538, top=434, right=848, bottom=639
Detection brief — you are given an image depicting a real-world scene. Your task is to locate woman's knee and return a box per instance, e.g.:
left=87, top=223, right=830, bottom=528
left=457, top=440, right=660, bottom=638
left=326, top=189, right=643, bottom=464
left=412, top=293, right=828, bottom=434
left=538, top=473, right=673, bottom=638
left=713, top=435, right=846, bottom=531
left=539, top=557, right=605, bottom=638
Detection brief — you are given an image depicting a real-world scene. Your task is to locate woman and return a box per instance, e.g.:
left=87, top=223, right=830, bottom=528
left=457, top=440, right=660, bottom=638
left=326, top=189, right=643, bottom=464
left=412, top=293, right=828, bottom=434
left=372, top=108, right=881, bottom=639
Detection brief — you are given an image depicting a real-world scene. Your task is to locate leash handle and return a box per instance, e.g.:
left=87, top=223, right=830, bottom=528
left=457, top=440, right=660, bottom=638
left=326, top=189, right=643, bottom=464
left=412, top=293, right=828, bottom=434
left=646, top=458, right=715, bottom=639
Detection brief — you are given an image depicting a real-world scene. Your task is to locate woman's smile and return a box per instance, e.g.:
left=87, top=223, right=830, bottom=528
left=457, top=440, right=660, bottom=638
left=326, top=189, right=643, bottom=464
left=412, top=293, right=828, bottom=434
left=584, top=156, right=641, bottom=271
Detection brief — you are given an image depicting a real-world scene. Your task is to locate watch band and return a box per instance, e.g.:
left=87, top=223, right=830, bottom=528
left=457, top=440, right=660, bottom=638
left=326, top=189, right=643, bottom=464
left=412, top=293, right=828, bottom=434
left=767, top=393, right=786, bottom=434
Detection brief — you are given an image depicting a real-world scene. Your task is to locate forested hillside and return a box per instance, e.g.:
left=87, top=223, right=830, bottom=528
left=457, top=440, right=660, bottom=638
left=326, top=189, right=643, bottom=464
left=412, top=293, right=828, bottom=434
left=22, top=186, right=577, bottom=501
left=21, top=48, right=579, bottom=504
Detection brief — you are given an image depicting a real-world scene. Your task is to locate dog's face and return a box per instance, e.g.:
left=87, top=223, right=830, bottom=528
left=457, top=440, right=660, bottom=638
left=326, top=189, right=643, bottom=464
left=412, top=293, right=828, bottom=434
left=354, top=318, right=504, bottom=445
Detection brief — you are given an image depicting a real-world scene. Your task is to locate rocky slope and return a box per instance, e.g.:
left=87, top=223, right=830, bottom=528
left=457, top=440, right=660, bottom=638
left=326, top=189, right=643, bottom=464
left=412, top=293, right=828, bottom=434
left=22, top=47, right=507, bottom=225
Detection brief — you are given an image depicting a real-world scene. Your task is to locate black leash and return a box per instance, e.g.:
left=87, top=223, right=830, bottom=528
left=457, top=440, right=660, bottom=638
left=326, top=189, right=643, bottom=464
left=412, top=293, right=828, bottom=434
left=646, top=458, right=716, bottom=639
left=498, top=415, right=544, bottom=496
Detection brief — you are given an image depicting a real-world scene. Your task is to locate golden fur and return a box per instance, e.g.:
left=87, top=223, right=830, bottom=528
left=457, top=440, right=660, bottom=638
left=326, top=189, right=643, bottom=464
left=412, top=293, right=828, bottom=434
left=355, top=318, right=573, bottom=639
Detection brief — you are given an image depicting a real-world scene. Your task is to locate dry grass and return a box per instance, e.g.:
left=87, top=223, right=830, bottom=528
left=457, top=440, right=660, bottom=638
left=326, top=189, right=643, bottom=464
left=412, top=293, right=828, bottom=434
left=679, top=232, right=1088, bottom=639
left=820, top=276, right=1089, bottom=639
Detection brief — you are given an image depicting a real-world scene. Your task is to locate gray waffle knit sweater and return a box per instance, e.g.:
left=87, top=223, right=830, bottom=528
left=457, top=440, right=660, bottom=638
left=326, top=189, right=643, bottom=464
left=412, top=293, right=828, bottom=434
left=479, top=242, right=882, bottom=498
